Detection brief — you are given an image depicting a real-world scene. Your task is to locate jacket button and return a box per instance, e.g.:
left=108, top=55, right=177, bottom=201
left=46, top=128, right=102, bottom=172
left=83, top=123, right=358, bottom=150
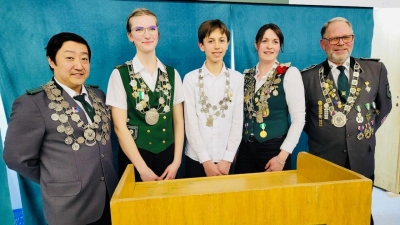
left=100, top=177, right=105, bottom=181
left=101, top=154, right=105, bottom=158
left=343, top=149, right=347, bottom=153
left=346, top=134, right=350, bottom=138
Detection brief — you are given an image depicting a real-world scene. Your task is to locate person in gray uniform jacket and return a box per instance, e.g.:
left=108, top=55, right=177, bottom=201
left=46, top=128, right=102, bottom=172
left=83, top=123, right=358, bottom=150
left=3, top=32, right=118, bottom=225
left=301, top=17, right=392, bottom=225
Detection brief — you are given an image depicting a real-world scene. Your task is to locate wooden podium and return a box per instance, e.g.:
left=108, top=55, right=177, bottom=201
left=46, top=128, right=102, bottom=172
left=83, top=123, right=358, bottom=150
left=111, top=152, right=372, bottom=225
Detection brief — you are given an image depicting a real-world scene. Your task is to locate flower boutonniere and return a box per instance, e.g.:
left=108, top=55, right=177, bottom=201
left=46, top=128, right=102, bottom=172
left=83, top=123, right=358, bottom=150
left=276, top=62, right=291, bottom=76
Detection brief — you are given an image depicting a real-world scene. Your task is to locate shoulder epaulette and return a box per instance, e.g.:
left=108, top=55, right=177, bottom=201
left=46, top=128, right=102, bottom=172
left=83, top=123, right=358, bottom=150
left=26, top=86, right=44, bottom=95
left=86, top=84, right=99, bottom=88
left=115, top=64, right=127, bottom=69
left=360, top=57, right=380, bottom=62
left=279, top=62, right=291, bottom=67
left=301, top=64, right=317, bottom=72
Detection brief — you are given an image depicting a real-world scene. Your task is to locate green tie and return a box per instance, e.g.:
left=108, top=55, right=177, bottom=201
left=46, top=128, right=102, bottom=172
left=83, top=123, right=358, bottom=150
left=73, top=94, right=95, bottom=122
left=337, top=66, right=349, bottom=102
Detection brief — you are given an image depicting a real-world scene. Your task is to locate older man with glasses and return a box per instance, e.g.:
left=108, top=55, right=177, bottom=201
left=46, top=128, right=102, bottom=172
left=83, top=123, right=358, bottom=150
left=301, top=17, right=392, bottom=225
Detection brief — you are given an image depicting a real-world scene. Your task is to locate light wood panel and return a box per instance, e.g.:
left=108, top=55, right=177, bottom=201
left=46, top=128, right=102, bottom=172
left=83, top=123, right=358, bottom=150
left=372, top=8, right=400, bottom=194
left=111, top=152, right=372, bottom=225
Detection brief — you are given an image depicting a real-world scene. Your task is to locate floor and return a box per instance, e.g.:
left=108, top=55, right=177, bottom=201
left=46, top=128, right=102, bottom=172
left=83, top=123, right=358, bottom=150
left=372, top=187, right=400, bottom=225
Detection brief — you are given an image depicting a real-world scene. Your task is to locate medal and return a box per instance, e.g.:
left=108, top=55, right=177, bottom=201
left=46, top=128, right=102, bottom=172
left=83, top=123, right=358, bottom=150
left=145, top=108, right=160, bottom=125
left=206, top=116, right=213, bottom=127
left=357, top=125, right=364, bottom=140
left=364, top=124, right=371, bottom=139
left=272, top=90, right=278, bottom=96
left=260, top=123, right=267, bottom=138
left=364, top=103, right=371, bottom=121
left=331, top=111, right=346, bottom=127
left=355, top=105, right=363, bottom=123
left=371, top=102, right=380, bottom=116
left=365, top=81, right=371, bottom=93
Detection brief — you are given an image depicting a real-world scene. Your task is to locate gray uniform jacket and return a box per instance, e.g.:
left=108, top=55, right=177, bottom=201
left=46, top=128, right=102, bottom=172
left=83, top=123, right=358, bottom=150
left=3, top=82, right=118, bottom=225
left=301, top=57, right=392, bottom=178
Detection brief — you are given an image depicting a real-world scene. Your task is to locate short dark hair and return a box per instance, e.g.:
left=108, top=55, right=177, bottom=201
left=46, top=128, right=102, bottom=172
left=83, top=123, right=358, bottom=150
left=255, top=23, right=284, bottom=52
left=45, top=32, right=91, bottom=71
left=198, top=19, right=230, bottom=44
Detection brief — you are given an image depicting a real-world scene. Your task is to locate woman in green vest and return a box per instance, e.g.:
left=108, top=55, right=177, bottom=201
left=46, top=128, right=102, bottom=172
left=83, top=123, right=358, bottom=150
left=235, top=23, right=305, bottom=174
left=106, top=8, right=184, bottom=181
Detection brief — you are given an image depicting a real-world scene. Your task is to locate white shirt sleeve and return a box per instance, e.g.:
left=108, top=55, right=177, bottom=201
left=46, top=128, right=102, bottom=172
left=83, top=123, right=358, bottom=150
left=183, top=72, right=210, bottom=163
left=224, top=71, right=244, bottom=162
left=173, top=69, right=184, bottom=105
left=106, top=69, right=127, bottom=110
left=280, top=66, right=306, bottom=153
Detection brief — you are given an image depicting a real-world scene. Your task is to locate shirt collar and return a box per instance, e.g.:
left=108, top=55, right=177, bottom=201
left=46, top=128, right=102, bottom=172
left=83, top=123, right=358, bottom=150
left=132, top=55, right=166, bottom=73
left=200, top=61, right=228, bottom=77
left=328, top=58, right=351, bottom=72
left=254, top=60, right=279, bottom=78
left=54, top=77, right=87, bottom=97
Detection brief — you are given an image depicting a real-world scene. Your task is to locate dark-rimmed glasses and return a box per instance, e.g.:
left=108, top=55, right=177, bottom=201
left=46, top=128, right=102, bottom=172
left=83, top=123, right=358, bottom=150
left=322, top=35, right=354, bottom=45
left=131, top=26, right=158, bottom=36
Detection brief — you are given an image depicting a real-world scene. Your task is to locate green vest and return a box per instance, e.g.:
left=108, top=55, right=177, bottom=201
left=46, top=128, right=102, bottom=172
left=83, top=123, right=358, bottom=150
left=117, top=64, right=175, bottom=153
left=243, top=68, right=289, bottom=143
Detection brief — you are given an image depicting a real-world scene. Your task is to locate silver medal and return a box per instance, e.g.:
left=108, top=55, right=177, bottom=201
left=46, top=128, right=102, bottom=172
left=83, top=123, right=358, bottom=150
left=331, top=111, right=346, bottom=127
left=72, top=143, right=80, bottom=151
left=145, top=108, right=159, bottom=125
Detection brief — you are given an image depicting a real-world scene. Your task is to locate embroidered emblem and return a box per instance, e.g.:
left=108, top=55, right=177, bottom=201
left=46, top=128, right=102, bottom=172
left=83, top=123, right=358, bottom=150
left=386, top=84, right=391, bottom=99
left=127, top=125, right=138, bottom=140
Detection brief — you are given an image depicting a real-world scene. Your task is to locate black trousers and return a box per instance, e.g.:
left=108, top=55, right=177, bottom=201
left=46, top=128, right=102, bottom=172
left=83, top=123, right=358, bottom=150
left=235, top=135, right=291, bottom=174
left=118, top=143, right=175, bottom=181
left=345, top=154, right=374, bottom=225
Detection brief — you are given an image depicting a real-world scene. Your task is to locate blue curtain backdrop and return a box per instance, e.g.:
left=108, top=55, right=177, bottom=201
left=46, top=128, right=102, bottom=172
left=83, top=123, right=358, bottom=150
left=0, top=0, right=372, bottom=224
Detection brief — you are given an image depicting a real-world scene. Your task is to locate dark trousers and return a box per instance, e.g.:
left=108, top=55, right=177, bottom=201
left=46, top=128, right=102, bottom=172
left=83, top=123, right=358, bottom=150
left=118, top=143, right=175, bottom=181
left=87, top=191, right=111, bottom=225
left=345, top=154, right=374, bottom=225
left=235, top=135, right=291, bottom=174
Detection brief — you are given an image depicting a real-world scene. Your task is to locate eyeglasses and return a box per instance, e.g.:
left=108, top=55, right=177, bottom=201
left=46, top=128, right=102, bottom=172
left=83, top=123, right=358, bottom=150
left=322, top=35, right=354, bottom=45
left=131, top=26, right=158, bottom=36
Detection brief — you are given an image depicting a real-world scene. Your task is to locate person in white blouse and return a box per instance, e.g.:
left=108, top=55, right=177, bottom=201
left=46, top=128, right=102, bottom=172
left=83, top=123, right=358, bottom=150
left=235, top=23, right=305, bottom=174
left=183, top=19, right=244, bottom=178
left=106, top=8, right=184, bottom=182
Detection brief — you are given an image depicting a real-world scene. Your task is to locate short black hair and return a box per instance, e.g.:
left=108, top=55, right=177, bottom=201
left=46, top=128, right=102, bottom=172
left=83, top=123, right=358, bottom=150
left=45, top=32, right=91, bottom=71
left=255, top=23, right=284, bottom=52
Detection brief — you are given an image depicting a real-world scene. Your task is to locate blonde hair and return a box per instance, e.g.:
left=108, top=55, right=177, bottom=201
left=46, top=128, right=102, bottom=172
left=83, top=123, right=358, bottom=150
left=126, top=8, right=158, bottom=33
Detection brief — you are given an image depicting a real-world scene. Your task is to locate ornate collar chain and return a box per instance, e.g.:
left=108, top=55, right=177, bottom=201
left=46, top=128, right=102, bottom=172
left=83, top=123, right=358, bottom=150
left=197, top=68, right=231, bottom=127
left=126, top=61, right=172, bottom=125
left=43, top=81, right=110, bottom=151
left=318, top=61, right=361, bottom=127
left=244, top=62, right=285, bottom=123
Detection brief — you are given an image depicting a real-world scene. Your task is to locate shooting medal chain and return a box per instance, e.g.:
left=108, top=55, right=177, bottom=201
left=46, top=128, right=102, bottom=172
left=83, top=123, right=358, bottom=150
left=126, top=61, right=172, bottom=125
left=244, top=62, right=279, bottom=124
left=318, top=61, right=361, bottom=127
left=43, top=81, right=111, bottom=151
left=198, top=68, right=231, bottom=127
